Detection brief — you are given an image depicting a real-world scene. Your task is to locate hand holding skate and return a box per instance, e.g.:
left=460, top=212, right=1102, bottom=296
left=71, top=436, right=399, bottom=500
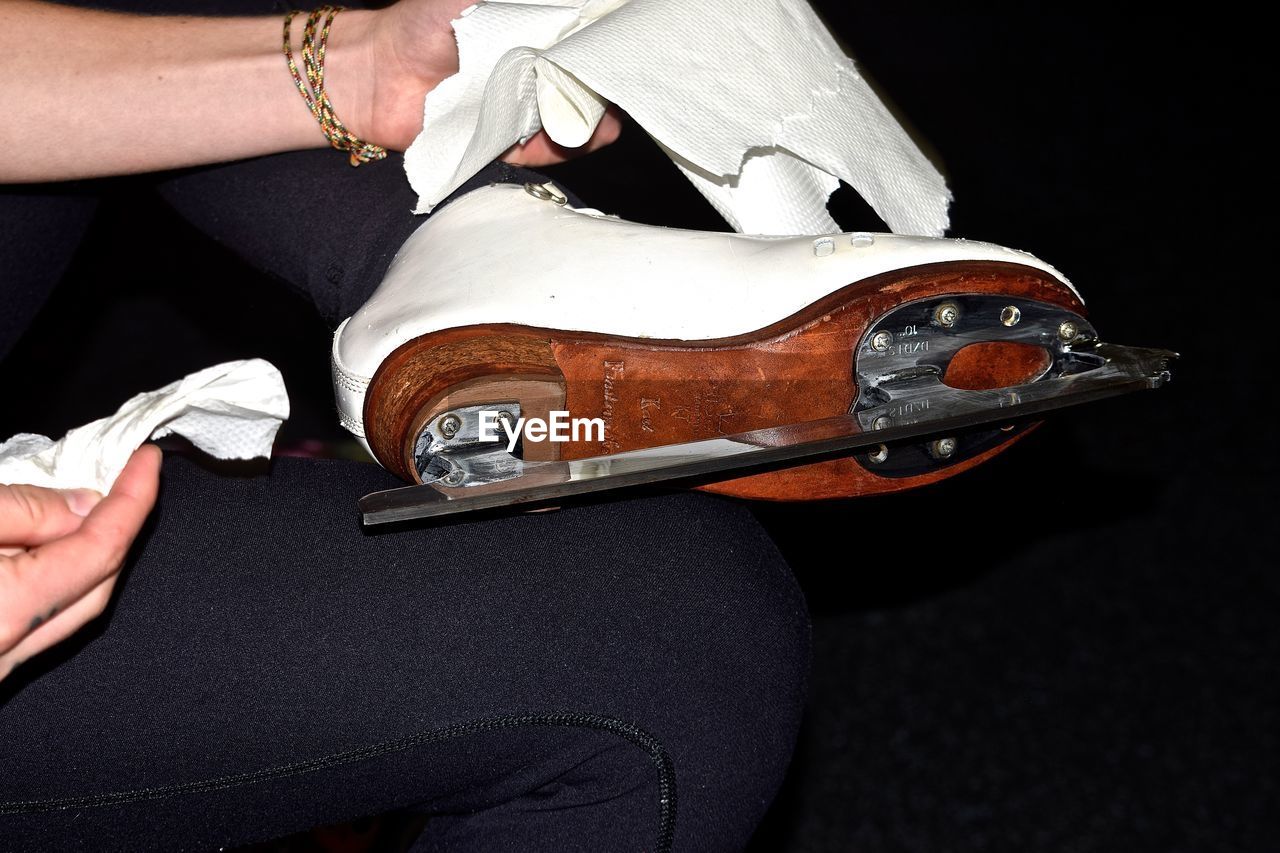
left=356, top=0, right=623, bottom=160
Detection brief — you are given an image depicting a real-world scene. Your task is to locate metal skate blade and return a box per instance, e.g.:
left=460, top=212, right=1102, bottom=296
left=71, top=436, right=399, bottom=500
left=359, top=342, right=1175, bottom=525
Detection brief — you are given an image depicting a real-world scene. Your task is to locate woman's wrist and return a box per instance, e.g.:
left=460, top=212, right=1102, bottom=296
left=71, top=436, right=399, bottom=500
left=288, top=7, right=382, bottom=151
left=0, top=1, right=396, bottom=181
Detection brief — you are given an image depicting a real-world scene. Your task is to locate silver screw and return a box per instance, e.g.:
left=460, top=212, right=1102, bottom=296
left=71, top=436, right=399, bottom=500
left=1058, top=321, right=1079, bottom=342
left=929, top=436, right=958, bottom=459
left=871, top=331, right=893, bottom=352
left=1001, top=306, right=1022, bottom=327
left=495, top=411, right=516, bottom=440
left=443, top=469, right=466, bottom=486
left=867, top=444, right=890, bottom=464
left=934, top=302, right=960, bottom=328
left=439, top=413, right=462, bottom=439
left=872, top=415, right=891, bottom=431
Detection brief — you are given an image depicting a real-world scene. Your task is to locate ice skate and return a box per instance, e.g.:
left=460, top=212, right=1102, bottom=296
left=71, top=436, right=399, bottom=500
left=332, top=182, right=1174, bottom=523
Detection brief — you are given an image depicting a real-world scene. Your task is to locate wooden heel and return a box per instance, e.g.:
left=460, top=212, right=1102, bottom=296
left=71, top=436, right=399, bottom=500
left=363, top=261, right=1083, bottom=498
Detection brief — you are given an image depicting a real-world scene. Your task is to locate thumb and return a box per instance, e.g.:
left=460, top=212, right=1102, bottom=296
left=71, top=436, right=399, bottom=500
left=0, top=483, right=103, bottom=548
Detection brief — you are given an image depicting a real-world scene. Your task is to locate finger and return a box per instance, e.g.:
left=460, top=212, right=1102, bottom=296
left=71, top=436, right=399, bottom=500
left=0, top=574, right=118, bottom=684
left=501, top=107, right=624, bottom=167
left=504, top=110, right=623, bottom=165
left=0, top=446, right=160, bottom=653
left=0, top=482, right=102, bottom=547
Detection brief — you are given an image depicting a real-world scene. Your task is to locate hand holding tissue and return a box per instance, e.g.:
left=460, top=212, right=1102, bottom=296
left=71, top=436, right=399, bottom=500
left=0, top=360, right=290, bottom=494
left=405, top=0, right=951, bottom=237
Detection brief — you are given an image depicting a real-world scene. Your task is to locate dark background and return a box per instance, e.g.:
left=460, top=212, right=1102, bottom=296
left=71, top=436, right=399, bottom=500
left=2, top=5, right=1273, bottom=851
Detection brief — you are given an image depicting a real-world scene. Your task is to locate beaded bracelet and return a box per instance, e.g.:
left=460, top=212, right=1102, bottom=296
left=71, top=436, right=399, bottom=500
left=283, top=6, right=387, bottom=166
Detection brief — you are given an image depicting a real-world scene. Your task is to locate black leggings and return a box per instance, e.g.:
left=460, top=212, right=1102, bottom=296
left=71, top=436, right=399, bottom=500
left=0, top=13, right=809, bottom=851
left=0, top=152, right=541, bottom=357
left=0, top=458, right=807, bottom=852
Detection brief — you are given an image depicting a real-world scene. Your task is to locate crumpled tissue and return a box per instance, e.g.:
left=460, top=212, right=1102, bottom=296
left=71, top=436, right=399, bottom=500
left=0, top=360, right=290, bottom=493
left=405, top=0, right=951, bottom=237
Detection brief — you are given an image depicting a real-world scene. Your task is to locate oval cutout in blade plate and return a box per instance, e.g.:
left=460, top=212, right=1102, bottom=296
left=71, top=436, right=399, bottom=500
left=944, top=341, right=1053, bottom=391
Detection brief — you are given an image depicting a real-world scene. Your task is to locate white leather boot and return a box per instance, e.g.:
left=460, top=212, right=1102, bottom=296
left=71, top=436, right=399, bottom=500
left=333, top=181, right=1089, bottom=502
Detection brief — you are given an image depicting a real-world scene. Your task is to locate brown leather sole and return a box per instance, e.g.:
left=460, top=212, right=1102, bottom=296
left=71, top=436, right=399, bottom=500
left=363, top=261, right=1083, bottom=500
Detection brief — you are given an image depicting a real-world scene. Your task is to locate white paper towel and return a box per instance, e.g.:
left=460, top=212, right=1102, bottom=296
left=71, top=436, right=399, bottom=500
left=405, top=0, right=951, bottom=237
left=0, top=360, right=290, bottom=493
